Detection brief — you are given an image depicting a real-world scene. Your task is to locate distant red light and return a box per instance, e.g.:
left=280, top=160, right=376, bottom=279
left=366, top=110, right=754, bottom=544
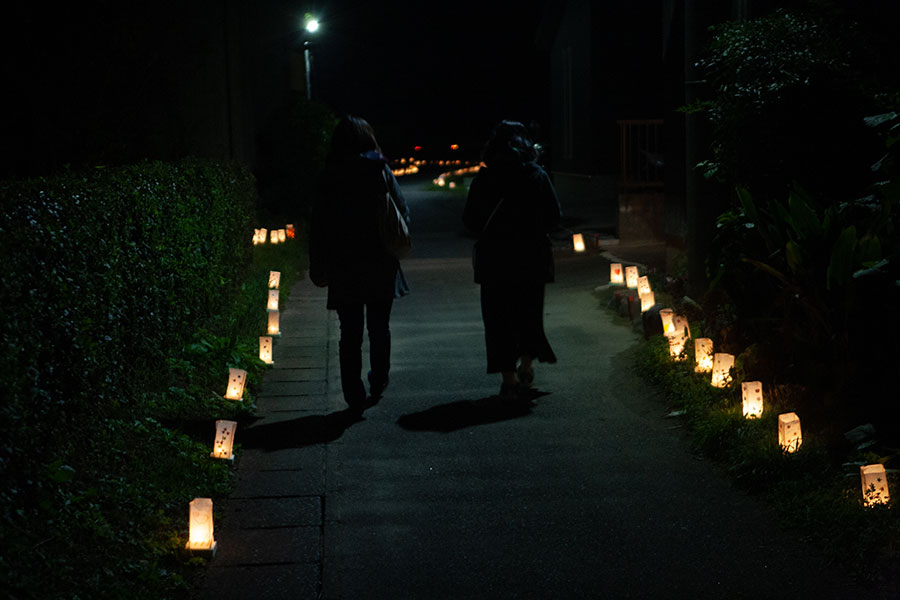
left=413, top=145, right=422, bottom=151
left=450, top=144, right=459, bottom=151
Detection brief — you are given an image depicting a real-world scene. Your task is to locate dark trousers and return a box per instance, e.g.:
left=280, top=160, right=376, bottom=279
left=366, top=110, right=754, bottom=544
left=480, top=282, right=556, bottom=374
left=336, top=299, right=393, bottom=404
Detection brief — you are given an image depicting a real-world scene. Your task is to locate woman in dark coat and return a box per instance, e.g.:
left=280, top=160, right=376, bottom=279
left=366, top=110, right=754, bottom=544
left=309, top=115, right=409, bottom=411
left=463, top=120, right=560, bottom=399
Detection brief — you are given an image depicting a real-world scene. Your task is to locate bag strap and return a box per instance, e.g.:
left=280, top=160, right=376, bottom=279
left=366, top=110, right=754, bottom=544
left=482, top=197, right=505, bottom=233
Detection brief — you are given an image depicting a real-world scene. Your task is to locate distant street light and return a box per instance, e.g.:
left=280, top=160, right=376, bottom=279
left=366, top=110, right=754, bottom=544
left=303, top=14, right=319, bottom=100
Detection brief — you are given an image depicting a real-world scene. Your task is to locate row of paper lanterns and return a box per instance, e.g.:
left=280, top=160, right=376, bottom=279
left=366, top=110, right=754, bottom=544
left=609, top=263, right=891, bottom=508
left=252, top=224, right=295, bottom=245
left=187, top=268, right=284, bottom=554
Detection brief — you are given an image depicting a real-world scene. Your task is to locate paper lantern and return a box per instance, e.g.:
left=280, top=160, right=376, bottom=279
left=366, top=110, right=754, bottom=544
left=694, top=338, right=714, bottom=373
left=741, top=381, right=764, bottom=419
left=186, top=498, right=217, bottom=553
left=778, top=412, right=802, bottom=453
left=637, top=275, right=652, bottom=296
left=267, top=289, right=279, bottom=312
left=668, top=332, right=687, bottom=361
left=625, top=266, right=639, bottom=289
left=286, top=223, right=295, bottom=239
left=710, top=353, right=734, bottom=388
left=224, top=368, right=247, bottom=401
left=270, top=230, right=279, bottom=244
left=610, top=263, right=624, bottom=285
left=259, top=336, right=274, bottom=365
left=640, top=291, right=655, bottom=312
left=268, top=270, right=281, bottom=289
left=660, top=308, right=675, bottom=336
left=573, top=233, right=585, bottom=252
left=860, top=464, right=891, bottom=507
left=252, top=229, right=261, bottom=245
left=673, top=315, right=691, bottom=339
left=210, top=420, right=237, bottom=461
left=277, top=229, right=286, bottom=243
left=267, top=310, right=281, bottom=336
left=258, top=228, right=268, bottom=244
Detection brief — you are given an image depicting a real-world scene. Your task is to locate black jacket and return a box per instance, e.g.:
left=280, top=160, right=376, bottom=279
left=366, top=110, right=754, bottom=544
left=310, top=152, right=409, bottom=309
left=463, top=160, right=561, bottom=284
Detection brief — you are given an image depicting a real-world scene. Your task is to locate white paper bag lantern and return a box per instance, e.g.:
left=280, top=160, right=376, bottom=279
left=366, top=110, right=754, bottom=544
left=224, top=368, right=247, bottom=401
left=741, top=381, right=764, bottom=419
left=637, top=275, right=652, bottom=296
left=277, top=229, right=286, bottom=243
left=270, top=230, right=279, bottom=244
left=572, top=233, right=585, bottom=252
left=694, top=338, right=714, bottom=373
left=259, top=336, right=274, bottom=365
left=267, top=289, right=279, bottom=312
left=187, top=498, right=217, bottom=553
left=268, top=270, right=281, bottom=289
left=673, top=315, right=691, bottom=339
left=258, top=228, right=268, bottom=244
left=660, top=308, right=675, bottom=336
left=610, top=263, right=624, bottom=285
left=778, top=412, right=802, bottom=453
left=267, top=310, right=281, bottom=336
left=668, top=332, right=687, bottom=361
left=860, top=464, right=891, bottom=507
left=252, top=229, right=261, bottom=245
left=625, top=266, right=639, bottom=289
left=210, top=420, right=237, bottom=461
left=640, top=291, right=655, bottom=312
left=710, top=353, right=734, bottom=388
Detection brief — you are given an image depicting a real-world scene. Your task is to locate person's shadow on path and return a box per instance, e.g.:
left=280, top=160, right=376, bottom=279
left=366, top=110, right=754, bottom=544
left=239, top=408, right=365, bottom=451
left=397, top=391, right=549, bottom=433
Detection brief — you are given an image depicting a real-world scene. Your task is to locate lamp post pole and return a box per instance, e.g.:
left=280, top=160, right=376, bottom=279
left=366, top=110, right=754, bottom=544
left=303, top=15, right=319, bottom=101
left=304, top=41, right=312, bottom=100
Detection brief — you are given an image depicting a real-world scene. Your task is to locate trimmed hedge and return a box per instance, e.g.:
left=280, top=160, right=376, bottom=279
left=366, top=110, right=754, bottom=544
left=0, top=158, right=270, bottom=598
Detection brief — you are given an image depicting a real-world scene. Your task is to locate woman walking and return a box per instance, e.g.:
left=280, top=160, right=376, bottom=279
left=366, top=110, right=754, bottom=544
left=309, top=115, right=409, bottom=411
left=463, top=120, right=560, bottom=399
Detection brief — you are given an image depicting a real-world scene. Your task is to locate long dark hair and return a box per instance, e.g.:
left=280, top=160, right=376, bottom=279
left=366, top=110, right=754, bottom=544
left=328, top=115, right=380, bottom=160
left=481, top=120, right=537, bottom=166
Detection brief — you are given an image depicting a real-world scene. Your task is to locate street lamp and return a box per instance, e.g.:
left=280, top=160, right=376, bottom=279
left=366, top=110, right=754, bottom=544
left=303, top=14, right=319, bottom=100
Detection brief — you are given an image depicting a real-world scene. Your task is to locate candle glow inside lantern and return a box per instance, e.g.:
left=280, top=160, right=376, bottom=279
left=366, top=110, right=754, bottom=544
left=668, top=332, right=687, bottom=361
left=252, top=229, right=262, bottom=245
left=640, top=291, right=655, bottom=312
left=259, top=336, right=274, bottom=365
left=573, top=233, right=585, bottom=252
left=610, top=263, right=624, bottom=285
left=710, top=353, right=735, bottom=388
left=694, top=338, right=714, bottom=373
left=267, top=310, right=281, bottom=336
left=258, top=228, right=268, bottom=244
left=286, top=224, right=295, bottom=239
left=778, top=412, right=802, bottom=453
left=660, top=308, right=675, bottom=336
left=277, top=229, right=286, bottom=243
left=187, top=497, right=217, bottom=553
left=268, top=270, right=281, bottom=289
left=637, top=276, right=652, bottom=296
left=270, top=230, right=279, bottom=244
left=741, top=381, right=764, bottom=419
left=210, top=420, right=237, bottom=461
left=625, top=266, right=639, bottom=289
left=267, top=289, right=279, bottom=312
left=224, top=368, right=247, bottom=401
left=860, top=464, right=891, bottom=507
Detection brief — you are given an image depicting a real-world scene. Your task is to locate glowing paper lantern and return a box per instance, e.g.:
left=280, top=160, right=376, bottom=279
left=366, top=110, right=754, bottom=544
left=860, top=464, right=891, bottom=507
left=573, top=233, right=585, bottom=252
left=625, top=266, right=639, bottom=289
left=741, top=381, right=764, bottom=419
left=252, top=229, right=261, bottom=245
left=187, top=498, right=217, bottom=553
left=668, top=332, right=687, bottom=361
left=286, top=224, right=295, bottom=239
left=710, top=353, right=734, bottom=388
left=277, top=229, right=286, bottom=243
left=268, top=270, right=281, bottom=289
left=694, top=338, right=714, bottom=373
left=267, top=290, right=279, bottom=312
left=610, top=263, right=624, bottom=285
left=270, top=230, right=279, bottom=244
left=778, top=412, right=802, bottom=453
left=673, top=315, right=691, bottom=339
left=224, top=368, right=247, bottom=401
left=267, top=310, right=281, bottom=336
left=660, top=308, right=675, bottom=336
left=259, top=336, right=274, bottom=365
left=640, top=291, right=655, bottom=312
left=637, top=275, right=652, bottom=296
left=210, top=420, right=237, bottom=461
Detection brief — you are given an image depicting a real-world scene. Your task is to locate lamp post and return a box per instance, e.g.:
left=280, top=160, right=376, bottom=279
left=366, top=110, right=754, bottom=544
left=303, top=14, right=319, bottom=100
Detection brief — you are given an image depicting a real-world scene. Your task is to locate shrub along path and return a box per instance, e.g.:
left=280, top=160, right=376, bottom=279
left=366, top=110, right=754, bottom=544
left=197, top=179, right=869, bottom=599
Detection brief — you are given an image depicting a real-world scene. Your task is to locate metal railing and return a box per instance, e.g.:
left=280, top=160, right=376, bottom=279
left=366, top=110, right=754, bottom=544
left=617, top=119, right=664, bottom=189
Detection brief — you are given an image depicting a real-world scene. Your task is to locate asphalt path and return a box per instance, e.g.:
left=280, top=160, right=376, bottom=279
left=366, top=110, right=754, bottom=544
left=319, top=175, right=859, bottom=599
